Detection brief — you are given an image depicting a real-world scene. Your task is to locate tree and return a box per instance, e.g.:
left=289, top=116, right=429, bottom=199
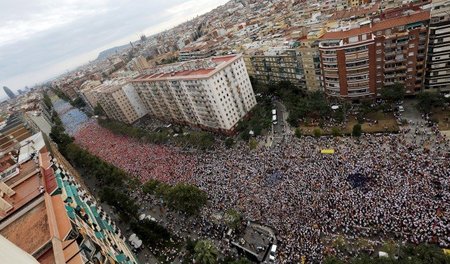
left=331, top=127, right=341, bottom=137
left=295, top=128, right=302, bottom=138
left=224, top=138, right=235, bottom=148
left=417, top=92, right=445, bottom=113
left=72, top=97, right=86, bottom=108
left=194, top=240, right=218, bottom=264
left=224, top=209, right=242, bottom=230
left=313, top=128, right=322, bottom=138
left=229, top=259, right=251, bottom=264
left=94, top=103, right=105, bottom=116
left=380, top=83, right=405, bottom=103
left=352, top=124, right=362, bottom=137
left=130, top=219, right=171, bottom=247
left=324, top=257, right=346, bottom=264
left=165, top=183, right=207, bottom=215
left=249, top=138, right=258, bottom=149
left=142, top=179, right=161, bottom=195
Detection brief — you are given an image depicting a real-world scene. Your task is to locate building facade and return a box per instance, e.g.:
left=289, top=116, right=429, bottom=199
left=319, top=11, right=430, bottom=99
left=425, top=0, right=450, bottom=92
left=299, top=30, right=325, bottom=91
left=244, top=49, right=305, bottom=88
left=132, top=54, right=257, bottom=134
left=78, top=80, right=102, bottom=111
left=97, top=81, right=148, bottom=124
left=0, top=132, right=137, bottom=264
left=3, top=86, right=16, bottom=99
left=129, top=56, right=150, bottom=73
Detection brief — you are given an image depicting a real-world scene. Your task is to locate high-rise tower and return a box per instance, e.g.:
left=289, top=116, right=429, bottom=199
left=3, top=86, right=16, bottom=99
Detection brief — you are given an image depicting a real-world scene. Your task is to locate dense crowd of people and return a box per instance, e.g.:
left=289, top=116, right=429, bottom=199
left=190, top=123, right=450, bottom=262
left=54, top=97, right=449, bottom=262
left=51, top=97, right=89, bottom=135
left=74, top=121, right=197, bottom=184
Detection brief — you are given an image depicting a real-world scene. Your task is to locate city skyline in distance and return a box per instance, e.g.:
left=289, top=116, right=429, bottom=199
left=0, top=0, right=229, bottom=99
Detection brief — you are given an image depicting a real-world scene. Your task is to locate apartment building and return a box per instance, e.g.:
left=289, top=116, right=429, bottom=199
left=97, top=80, right=148, bottom=124
left=319, top=11, right=430, bottom=99
left=0, top=132, right=137, bottom=264
left=299, top=30, right=325, bottom=91
left=129, top=56, right=150, bottom=73
left=179, top=41, right=216, bottom=61
left=78, top=80, right=102, bottom=111
left=244, top=49, right=305, bottom=88
left=348, top=0, right=370, bottom=8
left=132, top=54, right=257, bottom=134
left=425, top=0, right=450, bottom=92
left=374, top=12, right=429, bottom=94
left=320, top=26, right=376, bottom=98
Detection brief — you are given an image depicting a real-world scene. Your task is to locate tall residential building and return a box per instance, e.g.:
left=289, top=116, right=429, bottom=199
left=3, top=86, right=16, bottom=99
left=0, top=131, right=137, bottom=264
left=179, top=41, right=216, bottom=61
left=319, top=11, right=430, bottom=99
left=348, top=0, right=370, bottom=8
left=425, top=0, right=450, bottom=92
left=132, top=54, right=257, bottom=134
left=299, top=29, right=325, bottom=91
left=97, top=80, right=148, bottom=124
left=244, top=49, right=305, bottom=88
left=78, top=80, right=102, bottom=111
left=129, top=56, right=150, bottom=73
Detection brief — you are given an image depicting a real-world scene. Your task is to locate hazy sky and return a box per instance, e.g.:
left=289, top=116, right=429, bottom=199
left=0, top=0, right=229, bottom=99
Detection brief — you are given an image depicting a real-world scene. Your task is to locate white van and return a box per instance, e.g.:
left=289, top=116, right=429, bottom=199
left=272, top=109, right=277, bottom=115
left=269, top=244, right=277, bottom=261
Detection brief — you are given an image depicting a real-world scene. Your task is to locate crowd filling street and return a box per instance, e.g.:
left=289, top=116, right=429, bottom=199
left=194, top=125, right=449, bottom=262
left=69, top=111, right=450, bottom=262
left=50, top=93, right=450, bottom=262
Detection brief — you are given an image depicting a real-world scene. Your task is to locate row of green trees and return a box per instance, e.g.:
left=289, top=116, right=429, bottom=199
left=236, top=95, right=272, bottom=140
left=51, top=121, right=175, bottom=249
left=251, top=79, right=338, bottom=127
left=417, top=92, right=448, bottom=114
left=142, top=179, right=208, bottom=215
left=98, top=118, right=215, bottom=149
left=185, top=239, right=250, bottom=264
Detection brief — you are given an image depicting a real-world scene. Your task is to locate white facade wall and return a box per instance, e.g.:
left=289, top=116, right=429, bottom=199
left=122, top=84, right=148, bottom=118
left=133, top=55, right=257, bottom=132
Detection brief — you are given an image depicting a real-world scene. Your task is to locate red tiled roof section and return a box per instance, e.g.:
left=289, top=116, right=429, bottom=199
left=321, top=26, right=372, bottom=39
left=211, top=54, right=236, bottom=63
left=372, top=11, right=430, bottom=31
left=331, top=2, right=380, bottom=20
left=321, top=11, right=430, bottom=40
left=133, top=55, right=238, bottom=81
left=0, top=201, right=50, bottom=255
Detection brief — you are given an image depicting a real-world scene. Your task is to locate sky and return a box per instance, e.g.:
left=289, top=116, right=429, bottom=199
left=0, top=0, right=229, bottom=100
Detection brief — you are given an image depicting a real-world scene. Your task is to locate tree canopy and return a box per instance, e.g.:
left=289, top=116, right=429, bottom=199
left=165, top=183, right=208, bottom=215
left=380, top=83, right=405, bottom=103
left=194, top=240, right=218, bottom=264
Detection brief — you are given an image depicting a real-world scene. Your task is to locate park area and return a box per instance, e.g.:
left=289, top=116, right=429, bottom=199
left=432, top=108, right=450, bottom=131
left=298, top=111, right=399, bottom=137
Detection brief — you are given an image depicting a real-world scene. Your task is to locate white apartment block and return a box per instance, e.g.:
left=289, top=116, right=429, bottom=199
left=97, top=80, right=147, bottom=124
left=132, top=54, right=257, bottom=133
left=129, top=56, right=150, bottom=73
left=78, top=80, right=101, bottom=111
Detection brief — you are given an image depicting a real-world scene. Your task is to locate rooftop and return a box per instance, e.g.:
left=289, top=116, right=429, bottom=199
left=0, top=200, right=50, bottom=255
left=0, top=160, right=42, bottom=220
left=133, top=54, right=239, bottom=82
left=321, top=11, right=430, bottom=40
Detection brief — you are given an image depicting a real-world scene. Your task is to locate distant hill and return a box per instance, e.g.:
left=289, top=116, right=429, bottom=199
left=96, top=43, right=130, bottom=60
